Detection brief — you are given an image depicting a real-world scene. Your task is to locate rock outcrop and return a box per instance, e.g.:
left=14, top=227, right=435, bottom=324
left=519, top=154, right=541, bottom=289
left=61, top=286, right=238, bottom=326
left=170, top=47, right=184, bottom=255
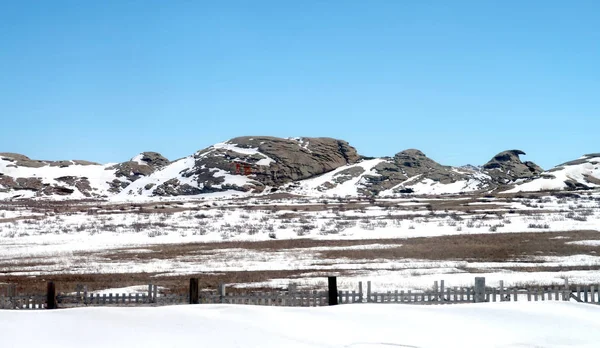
left=506, top=153, right=599, bottom=192
left=0, top=151, right=169, bottom=199
left=360, top=149, right=485, bottom=195
left=2, top=139, right=596, bottom=199
left=483, top=150, right=543, bottom=184
left=107, top=152, right=170, bottom=193
left=0, top=153, right=99, bottom=168
left=133, top=137, right=361, bottom=197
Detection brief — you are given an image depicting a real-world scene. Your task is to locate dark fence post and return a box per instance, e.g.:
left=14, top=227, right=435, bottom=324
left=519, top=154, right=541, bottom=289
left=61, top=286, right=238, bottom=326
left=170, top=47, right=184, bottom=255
left=474, top=277, right=486, bottom=303
left=328, top=276, right=338, bottom=306
left=47, top=281, right=56, bottom=309
left=189, top=278, right=199, bottom=304
left=218, top=283, right=226, bottom=304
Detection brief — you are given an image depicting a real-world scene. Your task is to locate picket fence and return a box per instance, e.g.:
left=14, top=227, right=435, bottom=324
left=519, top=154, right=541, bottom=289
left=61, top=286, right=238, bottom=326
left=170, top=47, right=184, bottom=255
left=2, top=277, right=600, bottom=310
left=365, top=279, right=600, bottom=305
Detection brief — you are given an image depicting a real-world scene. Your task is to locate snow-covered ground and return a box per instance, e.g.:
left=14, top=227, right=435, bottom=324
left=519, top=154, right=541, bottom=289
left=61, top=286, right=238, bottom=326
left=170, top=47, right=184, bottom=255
left=1, top=193, right=599, bottom=291
left=2, top=302, right=600, bottom=348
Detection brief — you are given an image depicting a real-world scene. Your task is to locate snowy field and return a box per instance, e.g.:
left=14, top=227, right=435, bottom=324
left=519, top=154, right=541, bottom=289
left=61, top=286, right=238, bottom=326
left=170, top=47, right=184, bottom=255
left=2, top=302, right=600, bottom=348
left=1, top=191, right=600, bottom=293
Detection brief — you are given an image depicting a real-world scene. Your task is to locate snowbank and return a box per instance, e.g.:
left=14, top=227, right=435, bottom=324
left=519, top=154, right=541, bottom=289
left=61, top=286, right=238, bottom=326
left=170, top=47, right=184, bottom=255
left=2, top=302, right=600, bottom=348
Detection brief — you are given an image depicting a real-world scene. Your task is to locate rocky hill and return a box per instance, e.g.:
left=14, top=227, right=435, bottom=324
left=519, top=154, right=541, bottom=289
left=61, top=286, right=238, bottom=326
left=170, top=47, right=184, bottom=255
left=482, top=150, right=543, bottom=184
left=286, top=149, right=545, bottom=196
left=505, top=153, right=600, bottom=193
left=1, top=136, right=597, bottom=200
left=0, top=152, right=169, bottom=199
left=120, top=137, right=360, bottom=197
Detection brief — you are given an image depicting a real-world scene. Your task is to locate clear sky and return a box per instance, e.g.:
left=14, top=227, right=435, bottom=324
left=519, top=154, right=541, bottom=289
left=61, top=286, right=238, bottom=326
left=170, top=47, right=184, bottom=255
left=1, top=1, right=598, bottom=169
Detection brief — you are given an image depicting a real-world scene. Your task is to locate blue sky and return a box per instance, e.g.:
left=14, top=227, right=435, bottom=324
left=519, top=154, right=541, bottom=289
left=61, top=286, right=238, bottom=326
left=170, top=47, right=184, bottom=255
left=1, top=1, right=598, bottom=169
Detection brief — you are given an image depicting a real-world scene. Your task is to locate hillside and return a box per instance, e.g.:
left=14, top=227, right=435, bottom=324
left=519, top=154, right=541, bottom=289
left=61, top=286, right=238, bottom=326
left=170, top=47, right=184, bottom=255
left=1, top=137, right=598, bottom=200
left=505, top=153, right=600, bottom=193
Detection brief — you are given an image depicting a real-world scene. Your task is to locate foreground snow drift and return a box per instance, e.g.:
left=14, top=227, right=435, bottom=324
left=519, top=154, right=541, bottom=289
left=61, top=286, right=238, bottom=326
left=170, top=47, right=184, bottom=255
left=2, top=303, right=600, bottom=348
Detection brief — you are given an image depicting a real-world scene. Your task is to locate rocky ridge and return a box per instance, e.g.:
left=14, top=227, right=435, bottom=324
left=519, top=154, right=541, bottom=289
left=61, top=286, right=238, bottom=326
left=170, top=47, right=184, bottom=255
left=1, top=137, right=597, bottom=200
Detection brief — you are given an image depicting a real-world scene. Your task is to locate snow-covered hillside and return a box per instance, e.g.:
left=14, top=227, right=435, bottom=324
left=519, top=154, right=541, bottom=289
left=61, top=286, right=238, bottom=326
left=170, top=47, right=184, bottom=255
left=507, top=154, right=600, bottom=193
left=118, top=143, right=264, bottom=199
left=287, top=158, right=492, bottom=196
left=2, top=303, right=599, bottom=348
left=2, top=138, right=599, bottom=200
left=0, top=156, right=118, bottom=200
left=0, top=152, right=168, bottom=200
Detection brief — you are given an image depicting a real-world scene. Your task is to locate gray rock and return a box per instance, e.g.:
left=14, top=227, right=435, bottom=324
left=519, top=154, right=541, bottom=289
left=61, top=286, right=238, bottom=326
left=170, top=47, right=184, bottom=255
left=150, top=136, right=359, bottom=196
left=358, top=150, right=480, bottom=195
left=483, top=150, right=543, bottom=184
left=105, top=152, right=170, bottom=193
left=135, top=152, right=170, bottom=168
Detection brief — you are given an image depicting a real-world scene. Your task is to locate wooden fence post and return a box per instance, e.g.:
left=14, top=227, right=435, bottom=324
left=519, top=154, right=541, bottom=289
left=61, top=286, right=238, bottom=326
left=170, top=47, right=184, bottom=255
left=474, top=277, right=486, bottom=303
left=328, top=276, right=338, bottom=306
left=358, top=282, right=363, bottom=302
left=218, top=283, right=226, bottom=304
left=8, top=284, right=16, bottom=297
left=189, top=278, right=199, bottom=304
left=47, top=282, right=57, bottom=310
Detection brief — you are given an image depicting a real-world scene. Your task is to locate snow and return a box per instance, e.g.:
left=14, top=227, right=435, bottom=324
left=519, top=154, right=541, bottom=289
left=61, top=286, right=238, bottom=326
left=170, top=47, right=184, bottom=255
left=130, top=154, right=148, bottom=166
left=406, top=178, right=477, bottom=195
left=288, top=159, right=492, bottom=197
left=0, top=157, right=119, bottom=199
left=211, top=168, right=254, bottom=188
left=213, top=142, right=275, bottom=166
left=89, top=285, right=162, bottom=295
left=2, top=303, right=600, bottom=348
left=290, top=159, right=388, bottom=197
left=212, top=142, right=261, bottom=156
left=379, top=175, right=422, bottom=196
left=116, top=155, right=198, bottom=197
left=506, top=155, right=600, bottom=193
left=567, top=240, right=600, bottom=247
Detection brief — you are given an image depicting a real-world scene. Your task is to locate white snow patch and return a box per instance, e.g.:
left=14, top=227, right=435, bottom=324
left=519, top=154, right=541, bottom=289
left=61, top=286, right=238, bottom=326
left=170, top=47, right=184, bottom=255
left=2, top=303, right=600, bottom=348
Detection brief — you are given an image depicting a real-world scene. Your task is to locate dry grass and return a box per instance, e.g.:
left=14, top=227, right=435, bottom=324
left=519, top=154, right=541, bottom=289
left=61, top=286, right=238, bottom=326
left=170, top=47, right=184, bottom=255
left=0, top=269, right=352, bottom=295
left=320, top=230, right=600, bottom=262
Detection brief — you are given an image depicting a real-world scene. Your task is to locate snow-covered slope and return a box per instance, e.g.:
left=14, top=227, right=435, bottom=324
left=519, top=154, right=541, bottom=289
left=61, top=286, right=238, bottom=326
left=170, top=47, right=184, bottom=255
left=0, top=156, right=118, bottom=199
left=2, top=139, right=598, bottom=200
left=2, top=303, right=600, bottom=348
left=506, top=154, right=600, bottom=193
left=287, top=158, right=388, bottom=196
left=0, top=152, right=168, bottom=200
left=117, top=136, right=360, bottom=198
left=287, top=158, right=492, bottom=197
left=117, top=149, right=258, bottom=199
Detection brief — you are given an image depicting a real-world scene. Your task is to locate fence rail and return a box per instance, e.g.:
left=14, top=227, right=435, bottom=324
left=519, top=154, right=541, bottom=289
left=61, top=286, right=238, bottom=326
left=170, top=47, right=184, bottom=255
left=2, top=277, right=599, bottom=310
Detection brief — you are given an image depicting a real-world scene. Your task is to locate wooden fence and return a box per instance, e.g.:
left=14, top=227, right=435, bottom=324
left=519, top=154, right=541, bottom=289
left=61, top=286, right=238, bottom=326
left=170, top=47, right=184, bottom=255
left=2, top=277, right=600, bottom=310
left=364, top=278, right=600, bottom=305
left=0, top=295, right=47, bottom=310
